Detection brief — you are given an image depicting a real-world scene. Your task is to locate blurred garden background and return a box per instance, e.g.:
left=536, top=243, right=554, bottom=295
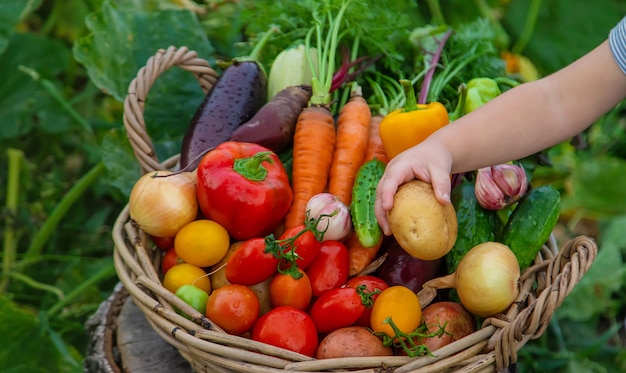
left=1, top=0, right=626, bottom=372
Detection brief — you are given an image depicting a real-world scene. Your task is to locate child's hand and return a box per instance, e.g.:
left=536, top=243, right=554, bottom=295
left=375, top=140, right=454, bottom=236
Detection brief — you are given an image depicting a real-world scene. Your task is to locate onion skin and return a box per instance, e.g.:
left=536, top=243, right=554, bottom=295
left=419, top=241, right=521, bottom=317
left=455, top=242, right=520, bottom=317
left=129, top=171, right=198, bottom=238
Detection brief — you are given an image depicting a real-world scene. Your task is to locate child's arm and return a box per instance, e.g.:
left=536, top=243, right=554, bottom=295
left=376, top=34, right=626, bottom=235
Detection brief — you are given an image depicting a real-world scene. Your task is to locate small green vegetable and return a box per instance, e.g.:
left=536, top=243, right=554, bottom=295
left=267, top=44, right=317, bottom=99
left=463, top=77, right=501, bottom=114
left=500, top=185, right=561, bottom=270
left=350, top=159, right=385, bottom=248
left=446, top=181, right=499, bottom=274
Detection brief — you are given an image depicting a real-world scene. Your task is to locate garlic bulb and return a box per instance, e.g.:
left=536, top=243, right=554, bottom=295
left=475, top=163, right=528, bottom=210
left=305, top=193, right=352, bottom=241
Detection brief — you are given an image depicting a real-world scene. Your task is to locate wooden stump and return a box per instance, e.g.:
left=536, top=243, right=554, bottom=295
left=85, top=283, right=193, bottom=373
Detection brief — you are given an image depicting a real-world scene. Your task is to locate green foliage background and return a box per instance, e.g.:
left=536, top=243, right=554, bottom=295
left=0, top=1, right=625, bottom=372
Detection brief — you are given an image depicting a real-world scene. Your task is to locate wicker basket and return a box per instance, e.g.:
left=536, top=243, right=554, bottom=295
left=113, top=46, right=599, bottom=373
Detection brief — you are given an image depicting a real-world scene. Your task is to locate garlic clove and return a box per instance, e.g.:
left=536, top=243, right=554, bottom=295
left=475, top=167, right=507, bottom=210
left=491, top=163, right=528, bottom=200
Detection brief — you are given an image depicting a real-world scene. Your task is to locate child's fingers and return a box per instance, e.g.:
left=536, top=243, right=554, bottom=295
left=430, top=171, right=452, bottom=205
left=374, top=175, right=397, bottom=236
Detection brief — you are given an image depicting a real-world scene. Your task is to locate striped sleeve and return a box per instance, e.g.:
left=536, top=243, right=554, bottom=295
left=609, top=16, right=626, bottom=75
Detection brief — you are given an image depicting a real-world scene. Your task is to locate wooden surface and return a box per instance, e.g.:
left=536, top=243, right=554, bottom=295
left=85, top=283, right=193, bottom=373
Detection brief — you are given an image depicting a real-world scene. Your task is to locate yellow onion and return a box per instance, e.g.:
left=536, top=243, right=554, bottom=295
left=129, top=171, right=198, bottom=238
left=419, top=242, right=520, bottom=317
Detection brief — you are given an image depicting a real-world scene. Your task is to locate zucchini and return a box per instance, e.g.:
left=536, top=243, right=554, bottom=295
left=350, top=159, right=385, bottom=248
left=446, top=181, right=499, bottom=274
left=500, top=184, right=561, bottom=270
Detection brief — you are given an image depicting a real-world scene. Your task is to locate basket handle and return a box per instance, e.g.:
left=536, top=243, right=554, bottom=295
left=487, top=235, right=598, bottom=371
left=123, top=46, right=219, bottom=174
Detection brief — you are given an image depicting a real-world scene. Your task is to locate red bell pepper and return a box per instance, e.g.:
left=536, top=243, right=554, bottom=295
left=196, top=141, right=293, bottom=241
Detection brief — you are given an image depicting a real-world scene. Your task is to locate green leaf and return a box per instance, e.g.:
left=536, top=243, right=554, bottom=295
left=561, top=156, right=626, bottom=215
left=240, top=0, right=422, bottom=75
left=555, top=215, right=626, bottom=322
left=0, top=0, right=42, bottom=54
left=101, top=128, right=140, bottom=197
left=0, top=295, right=67, bottom=372
left=0, top=32, right=72, bottom=139
left=504, top=0, right=626, bottom=74
left=73, top=0, right=215, bottom=102
left=74, top=0, right=218, bottom=177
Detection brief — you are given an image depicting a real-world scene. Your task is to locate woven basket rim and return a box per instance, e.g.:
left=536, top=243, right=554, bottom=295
left=113, top=203, right=598, bottom=372
left=114, top=46, right=600, bottom=373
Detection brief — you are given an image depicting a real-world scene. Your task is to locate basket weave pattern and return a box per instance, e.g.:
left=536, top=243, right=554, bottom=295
left=114, top=46, right=599, bottom=373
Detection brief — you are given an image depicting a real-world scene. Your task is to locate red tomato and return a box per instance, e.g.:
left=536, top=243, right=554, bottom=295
left=161, top=248, right=184, bottom=274
left=309, top=287, right=366, bottom=333
left=277, top=225, right=321, bottom=270
left=152, top=235, right=175, bottom=250
left=205, top=284, right=260, bottom=335
left=345, top=275, right=390, bottom=327
left=225, top=237, right=279, bottom=286
left=305, top=240, right=349, bottom=297
left=269, top=268, right=312, bottom=310
left=251, top=306, right=318, bottom=357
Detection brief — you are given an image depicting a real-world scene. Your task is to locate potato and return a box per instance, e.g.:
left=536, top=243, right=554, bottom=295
left=416, top=301, right=476, bottom=351
left=315, top=326, right=392, bottom=359
left=387, top=180, right=457, bottom=261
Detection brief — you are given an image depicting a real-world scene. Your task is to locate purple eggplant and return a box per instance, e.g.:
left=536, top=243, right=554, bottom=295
left=179, top=60, right=267, bottom=169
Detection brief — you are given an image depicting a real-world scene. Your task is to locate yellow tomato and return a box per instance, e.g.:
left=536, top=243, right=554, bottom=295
left=174, top=219, right=230, bottom=267
left=163, top=263, right=212, bottom=295
left=370, top=285, right=422, bottom=337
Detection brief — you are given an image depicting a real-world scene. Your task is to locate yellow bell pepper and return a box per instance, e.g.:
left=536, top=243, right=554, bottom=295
left=379, top=79, right=449, bottom=159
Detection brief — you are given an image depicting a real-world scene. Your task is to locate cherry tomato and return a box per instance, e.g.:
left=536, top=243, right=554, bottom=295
left=225, top=237, right=279, bottom=286
left=152, top=235, right=175, bottom=250
left=269, top=268, right=312, bottom=310
left=278, top=225, right=321, bottom=270
left=162, top=263, right=211, bottom=295
left=205, top=284, right=260, bottom=335
left=309, top=287, right=366, bottom=333
left=175, top=284, right=209, bottom=319
left=305, top=240, right=349, bottom=297
left=370, top=285, right=422, bottom=338
left=345, top=275, right=389, bottom=327
left=161, top=247, right=184, bottom=274
left=251, top=306, right=318, bottom=357
left=174, top=219, right=230, bottom=267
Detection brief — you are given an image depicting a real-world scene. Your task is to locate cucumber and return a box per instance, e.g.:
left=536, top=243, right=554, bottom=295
left=350, top=159, right=385, bottom=248
left=446, top=181, right=499, bottom=274
left=500, top=184, right=561, bottom=270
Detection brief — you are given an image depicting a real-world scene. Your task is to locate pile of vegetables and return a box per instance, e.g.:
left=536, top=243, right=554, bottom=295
left=125, top=0, right=561, bottom=361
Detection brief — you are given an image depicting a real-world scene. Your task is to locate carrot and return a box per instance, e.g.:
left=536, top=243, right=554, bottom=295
left=283, top=106, right=336, bottom=229
left=328, top=88, right=371, bottom=206
left=283, top=0, right=352, bottom=229
left=362, top=114, right=389, bottom=165
left=346, top=231, right=383, bottom=276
